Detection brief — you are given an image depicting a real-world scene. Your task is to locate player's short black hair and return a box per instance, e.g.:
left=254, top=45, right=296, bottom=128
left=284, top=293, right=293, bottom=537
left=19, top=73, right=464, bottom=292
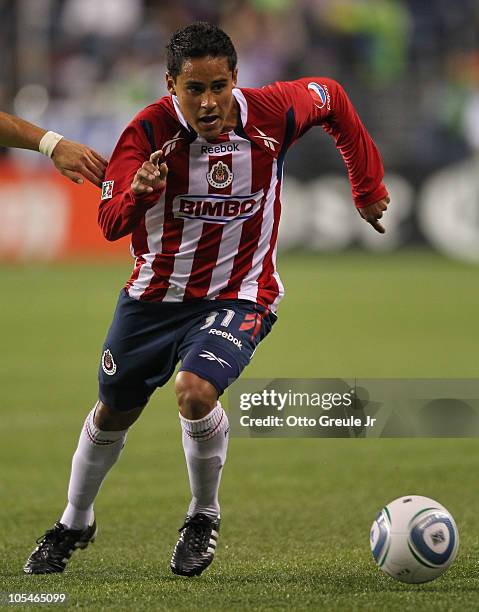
left=166, top=22, right=237, bottom=79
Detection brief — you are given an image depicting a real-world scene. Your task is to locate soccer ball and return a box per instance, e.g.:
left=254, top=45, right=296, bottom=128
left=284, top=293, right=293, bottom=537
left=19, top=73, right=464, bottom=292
left=370, top=495, right=459, bottom=583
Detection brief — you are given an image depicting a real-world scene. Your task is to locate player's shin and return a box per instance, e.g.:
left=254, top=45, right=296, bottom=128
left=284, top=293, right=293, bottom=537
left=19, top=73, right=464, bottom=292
left=60, top=405, right=128, bottom=530
left=179, top=401, right=229, bottom=519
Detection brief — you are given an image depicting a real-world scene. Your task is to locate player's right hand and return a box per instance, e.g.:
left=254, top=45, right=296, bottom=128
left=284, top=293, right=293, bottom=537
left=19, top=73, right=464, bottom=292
left=131, top=150, right=168, bottom=196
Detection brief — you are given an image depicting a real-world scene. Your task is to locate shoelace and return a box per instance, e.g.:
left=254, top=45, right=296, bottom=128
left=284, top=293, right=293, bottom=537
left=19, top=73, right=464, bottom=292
left=36, top=527, right=60, bottom=546
left=33, top=525, right=76, bottom=555
left=179, top=517, right=212, bottom=553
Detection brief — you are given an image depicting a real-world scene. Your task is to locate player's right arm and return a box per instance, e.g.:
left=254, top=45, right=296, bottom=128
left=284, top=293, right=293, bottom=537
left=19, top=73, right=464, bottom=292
left=0, top=110, right=107, bottom=187
left=98, top=120, right=167, bottom=241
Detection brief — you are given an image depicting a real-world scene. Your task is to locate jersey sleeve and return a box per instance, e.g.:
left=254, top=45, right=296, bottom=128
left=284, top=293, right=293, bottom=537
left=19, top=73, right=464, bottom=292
left=98, top=118, right=162, bottom=241
left=270, top=77, right=388, bottom=208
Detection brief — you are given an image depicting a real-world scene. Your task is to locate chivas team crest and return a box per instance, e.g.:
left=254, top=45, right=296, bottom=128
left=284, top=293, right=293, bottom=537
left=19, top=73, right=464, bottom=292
left=101, top=349, right=117, bottom=375
left=207, top=161, right=234, bottom=189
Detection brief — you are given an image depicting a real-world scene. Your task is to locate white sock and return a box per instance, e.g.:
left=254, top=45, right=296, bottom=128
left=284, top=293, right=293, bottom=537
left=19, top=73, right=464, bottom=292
left=60, top=405, right=128, bottom=530
left=180, top=401, right=229, bottom=520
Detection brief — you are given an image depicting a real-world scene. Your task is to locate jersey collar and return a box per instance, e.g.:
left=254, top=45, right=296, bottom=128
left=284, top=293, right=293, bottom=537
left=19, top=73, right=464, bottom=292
left=232, top=88, right=248, bottom=128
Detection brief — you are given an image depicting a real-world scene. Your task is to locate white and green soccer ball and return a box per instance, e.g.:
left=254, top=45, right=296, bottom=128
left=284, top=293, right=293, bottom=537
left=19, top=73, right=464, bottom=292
left=370, top=495, right=459, bottom=583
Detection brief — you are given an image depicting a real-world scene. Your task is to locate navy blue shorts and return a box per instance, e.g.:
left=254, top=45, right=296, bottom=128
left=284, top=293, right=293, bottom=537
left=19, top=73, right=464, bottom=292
left=98, top=289, right=277, bottom=410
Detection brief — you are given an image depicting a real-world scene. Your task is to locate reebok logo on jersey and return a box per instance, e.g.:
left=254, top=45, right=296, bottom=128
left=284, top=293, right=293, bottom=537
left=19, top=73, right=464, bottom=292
left=198, top=350, right=231, bottom=368
left=252, top=126, right=279, bottom=151
left=201, top=143, right=240, bottom=155
left=101, top=180, right=114, bottom=200
left=208, top=328, right=243, bottom=350
left=163, top=131, right=183, bottom=156
left=173, top=191, right=262, bottom=224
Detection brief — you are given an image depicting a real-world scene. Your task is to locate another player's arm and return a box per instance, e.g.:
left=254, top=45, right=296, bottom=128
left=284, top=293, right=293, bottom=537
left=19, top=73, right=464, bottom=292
left=282, top=78, right=390, bottom=233
left=98, top=121, right=168, bottom=241
left=0, top=110, right=107, bottom=187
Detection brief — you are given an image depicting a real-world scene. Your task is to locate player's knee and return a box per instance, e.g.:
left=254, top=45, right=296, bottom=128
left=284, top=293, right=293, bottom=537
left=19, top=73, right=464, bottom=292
left=175, top=371, right=218, bottom=420
left=93, top=400, right=144, bottom=431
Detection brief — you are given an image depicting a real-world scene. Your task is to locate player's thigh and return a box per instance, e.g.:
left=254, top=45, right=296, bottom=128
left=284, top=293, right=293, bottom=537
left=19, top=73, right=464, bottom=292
left=98, top=290, right=178, bottom=410
left=178, top=300, right=277, bottom=395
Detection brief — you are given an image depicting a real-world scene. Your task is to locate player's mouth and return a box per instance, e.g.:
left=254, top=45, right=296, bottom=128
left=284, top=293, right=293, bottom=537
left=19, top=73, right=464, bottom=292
left=198, top=115, right=220, bottom=129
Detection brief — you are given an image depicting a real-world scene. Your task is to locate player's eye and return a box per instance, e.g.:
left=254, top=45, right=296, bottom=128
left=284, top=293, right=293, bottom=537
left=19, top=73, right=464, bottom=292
left=187, top=86, right=203, bottom=94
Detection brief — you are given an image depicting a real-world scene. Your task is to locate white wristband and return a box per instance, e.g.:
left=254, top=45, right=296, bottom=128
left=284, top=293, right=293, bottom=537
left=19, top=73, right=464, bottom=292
left=39, top=131, right=64, bottom=158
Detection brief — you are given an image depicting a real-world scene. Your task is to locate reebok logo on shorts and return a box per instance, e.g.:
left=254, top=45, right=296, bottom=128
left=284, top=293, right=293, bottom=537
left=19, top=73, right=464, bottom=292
left=208, top=328, right=242, bottom=350
left=198, top=350, right=231, bottom=369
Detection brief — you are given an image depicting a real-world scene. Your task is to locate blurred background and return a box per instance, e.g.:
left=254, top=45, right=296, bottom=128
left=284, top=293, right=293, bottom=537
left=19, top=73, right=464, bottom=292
left=1, top=0, right=479, bottom=261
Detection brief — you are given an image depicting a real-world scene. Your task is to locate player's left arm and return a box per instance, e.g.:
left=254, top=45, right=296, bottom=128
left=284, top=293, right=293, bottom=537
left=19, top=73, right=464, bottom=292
left=279, top=78, right=390, bottom=233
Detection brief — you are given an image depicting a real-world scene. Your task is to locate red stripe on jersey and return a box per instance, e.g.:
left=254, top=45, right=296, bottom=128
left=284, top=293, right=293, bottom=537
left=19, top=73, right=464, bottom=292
left=141, top=146, right=189, bottom=301
left=130, top=215, right=150, bottom=256
left=183, top=224, right=224, bottom=299
left=216, top=141, right=273, bottom=300
left=183, top=147, right=232, bottom=300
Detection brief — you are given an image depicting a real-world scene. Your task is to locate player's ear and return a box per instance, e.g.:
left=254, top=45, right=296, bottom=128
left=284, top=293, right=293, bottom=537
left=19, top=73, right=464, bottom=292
left=232, top=67, right=238, bottom=87
left=166, top=72, right=176, bottom=96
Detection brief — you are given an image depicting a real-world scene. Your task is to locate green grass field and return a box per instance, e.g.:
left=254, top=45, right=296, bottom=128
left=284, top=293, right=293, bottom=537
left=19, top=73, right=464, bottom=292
left=1, top=250, right=478, bottom=611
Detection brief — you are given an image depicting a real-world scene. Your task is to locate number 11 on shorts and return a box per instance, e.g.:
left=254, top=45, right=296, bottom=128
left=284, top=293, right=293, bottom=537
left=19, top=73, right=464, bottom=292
left=200, top=309, right=235, bottom=330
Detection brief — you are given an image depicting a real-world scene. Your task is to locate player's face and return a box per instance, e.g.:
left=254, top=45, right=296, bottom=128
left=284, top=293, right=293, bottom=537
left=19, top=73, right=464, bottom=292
left=167, top=56, right=238, bottom=140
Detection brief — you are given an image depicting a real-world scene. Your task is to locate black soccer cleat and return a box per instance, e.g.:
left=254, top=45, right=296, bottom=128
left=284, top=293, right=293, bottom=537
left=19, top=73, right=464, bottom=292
left=170, top=513, right=220, bottom=577
left=23, top=520, right=97, bottom=574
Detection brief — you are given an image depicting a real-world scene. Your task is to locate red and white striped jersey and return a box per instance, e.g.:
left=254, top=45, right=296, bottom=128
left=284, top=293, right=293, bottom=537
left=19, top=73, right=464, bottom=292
left=99, top=77, right=388, bottom=311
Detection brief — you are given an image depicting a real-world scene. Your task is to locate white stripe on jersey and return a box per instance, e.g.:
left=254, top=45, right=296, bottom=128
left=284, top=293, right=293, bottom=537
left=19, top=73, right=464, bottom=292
left=128, top=192, right=165, bottom=299
left=237, top=158, right=278, bottom=303
left=128, top=252, right=157, bottom=299
left=207, top=134, right=253, bottom=299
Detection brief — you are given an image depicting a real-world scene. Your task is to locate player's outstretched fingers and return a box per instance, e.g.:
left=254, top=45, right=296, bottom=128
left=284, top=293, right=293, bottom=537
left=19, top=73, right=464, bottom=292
left=149, top=150, right=168, bottom=185
left=149, top=149, right=164, bottom=166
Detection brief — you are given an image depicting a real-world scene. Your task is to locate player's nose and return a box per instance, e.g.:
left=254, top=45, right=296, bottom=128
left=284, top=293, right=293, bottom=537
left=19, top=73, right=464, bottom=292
left=200, top=93, right=217, bottom=110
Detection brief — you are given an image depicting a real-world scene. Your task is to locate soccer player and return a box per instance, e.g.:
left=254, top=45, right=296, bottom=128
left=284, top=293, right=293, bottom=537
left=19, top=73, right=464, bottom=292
left=24, top=22, right=389, bottom=576
left=0, top=111, right=107, bottom=187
